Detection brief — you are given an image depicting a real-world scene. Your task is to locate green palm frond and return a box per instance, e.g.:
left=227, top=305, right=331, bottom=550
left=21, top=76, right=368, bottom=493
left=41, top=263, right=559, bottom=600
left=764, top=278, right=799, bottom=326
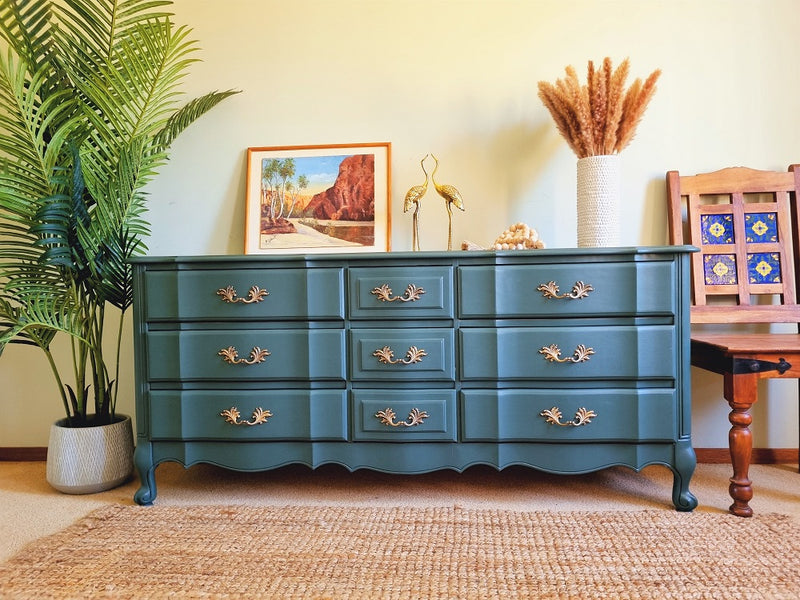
left=0, top=273, right=81, bottom=348
left=0, top=0, right=51, bottom=58
left=0, top=50, right=75, bottom=197
left=154, top=89, right=240, bottom=150
left=0, top=300, right=76, bottom=349
left=55, top=0, right=173, bottom=62
left=0, top=1, right=58, bottom=92
left=89, top=226, right=142, bottom=310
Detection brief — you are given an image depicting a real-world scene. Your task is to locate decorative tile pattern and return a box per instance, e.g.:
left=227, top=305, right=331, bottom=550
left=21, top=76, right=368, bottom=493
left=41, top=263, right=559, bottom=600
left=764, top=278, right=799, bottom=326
left=703, top=254, right=737, bottom=285
left=747, top=252, right=781, bottom=284
left=745, top=212, right=778, bottom=243
left=701, top=214, right=734, bottom=245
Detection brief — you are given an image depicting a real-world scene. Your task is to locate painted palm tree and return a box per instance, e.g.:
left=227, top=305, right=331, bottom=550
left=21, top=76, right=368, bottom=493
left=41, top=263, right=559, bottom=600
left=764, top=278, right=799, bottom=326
left=0, top=0, right=238, bottom=426
left=403, top=155, right=430, bottom=251
left=431, top=155, right=465, bottom=250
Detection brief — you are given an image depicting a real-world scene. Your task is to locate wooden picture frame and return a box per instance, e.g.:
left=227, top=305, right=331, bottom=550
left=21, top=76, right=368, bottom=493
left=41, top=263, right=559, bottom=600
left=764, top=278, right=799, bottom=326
left=244, top=142, right=391, bottom=254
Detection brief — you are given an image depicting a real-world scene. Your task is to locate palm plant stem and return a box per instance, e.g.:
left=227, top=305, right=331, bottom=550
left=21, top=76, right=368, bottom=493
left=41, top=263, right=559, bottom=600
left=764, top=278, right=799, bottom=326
left=43, top=346, right=70, bottom=419
left=69, top=312, right=87, bottom=419
left=89, top=300, right=104, bottom=416
left=111, top=308, right=125, bottom=417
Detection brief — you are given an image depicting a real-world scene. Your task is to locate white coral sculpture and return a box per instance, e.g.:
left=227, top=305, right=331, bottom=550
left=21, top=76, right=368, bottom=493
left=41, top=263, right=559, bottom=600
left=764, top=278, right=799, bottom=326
left=493, top=222, right=546, bottom=250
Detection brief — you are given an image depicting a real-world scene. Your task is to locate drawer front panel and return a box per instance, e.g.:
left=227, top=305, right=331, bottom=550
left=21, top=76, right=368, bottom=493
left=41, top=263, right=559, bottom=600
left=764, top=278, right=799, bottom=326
left=147, top=329, right=345, bottom=381
left=458, top=261, right=675, bottom=317
left=352, top=390, right=456, bottom=441
left=462, top=389, right=677, bottom=441
left=144, top=268, right=344, bottom=320
left=460, top=325, right=675, bottom=380
left=148, top=390, right=348, bottom=441
left=350, top=328, right=455, bottom=381
left=349, top=266, right=453, bottom=319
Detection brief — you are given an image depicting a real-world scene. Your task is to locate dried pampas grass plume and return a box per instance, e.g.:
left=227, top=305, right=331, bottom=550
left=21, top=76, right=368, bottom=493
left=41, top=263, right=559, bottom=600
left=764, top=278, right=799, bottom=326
left=538, top=57, right=661, bottom=158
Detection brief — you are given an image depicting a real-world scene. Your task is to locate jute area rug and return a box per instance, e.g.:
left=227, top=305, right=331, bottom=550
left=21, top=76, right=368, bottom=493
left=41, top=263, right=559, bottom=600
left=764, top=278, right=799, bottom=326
left=1, top=505, right=798, bottom=599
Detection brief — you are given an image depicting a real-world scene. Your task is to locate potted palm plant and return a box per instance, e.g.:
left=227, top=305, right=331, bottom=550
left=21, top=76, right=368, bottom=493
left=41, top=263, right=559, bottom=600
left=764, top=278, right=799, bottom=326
left=0, top=0, right=238, bottom=493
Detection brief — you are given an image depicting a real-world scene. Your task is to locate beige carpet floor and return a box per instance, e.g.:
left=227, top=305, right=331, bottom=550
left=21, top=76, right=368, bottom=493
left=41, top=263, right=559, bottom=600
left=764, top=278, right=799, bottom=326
left=2, top=503, right=800, bottom=599
left=2, top=460, right=800, bottom=565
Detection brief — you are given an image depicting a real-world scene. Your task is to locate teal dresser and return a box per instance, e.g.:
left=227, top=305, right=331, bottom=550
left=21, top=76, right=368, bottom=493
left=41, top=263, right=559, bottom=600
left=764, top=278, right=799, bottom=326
left=132, top=247, right=698, bottom=511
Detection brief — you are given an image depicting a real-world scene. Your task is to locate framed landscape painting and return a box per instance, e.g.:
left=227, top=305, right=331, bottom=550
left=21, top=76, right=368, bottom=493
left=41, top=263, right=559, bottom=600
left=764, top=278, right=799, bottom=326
left=244, top=142, right=391, bottom=254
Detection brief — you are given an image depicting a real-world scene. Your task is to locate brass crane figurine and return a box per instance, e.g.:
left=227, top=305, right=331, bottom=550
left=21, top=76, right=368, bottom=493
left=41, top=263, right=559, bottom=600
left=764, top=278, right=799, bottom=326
left=403, top=154, right=429, bottom=251
left=431, top=154, right=465, bottom=251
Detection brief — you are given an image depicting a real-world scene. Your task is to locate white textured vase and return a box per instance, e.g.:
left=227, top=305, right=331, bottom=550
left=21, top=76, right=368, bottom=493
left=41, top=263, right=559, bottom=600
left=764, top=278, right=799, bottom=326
left=576, top=154, right=621, bottom=247
left=46, top=414, right=134, bottom=494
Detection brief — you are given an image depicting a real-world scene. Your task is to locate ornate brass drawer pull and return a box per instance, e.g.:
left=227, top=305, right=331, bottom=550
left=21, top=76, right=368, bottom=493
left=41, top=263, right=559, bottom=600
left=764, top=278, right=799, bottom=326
left=537, top=280, right=594, bottom=300
left=540, top=406, right=597, bottom=427
left=220, top=406, right=273, bottom=426
left=218, top=346, right=271, bottom=365
left=373, top=345, right=427, bottom=365
left=216, top=285, right=269, bottom=304
left=371, top=283, right=426, bottom=303
left=375, top=407, right=429, bottom=427
left=539, top=343, right=594, bottom=363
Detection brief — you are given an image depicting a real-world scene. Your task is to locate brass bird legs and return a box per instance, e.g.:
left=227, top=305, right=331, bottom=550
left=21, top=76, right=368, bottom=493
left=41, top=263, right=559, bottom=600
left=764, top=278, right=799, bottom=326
left=431, top=155, right=465, bottom=251
left=403, top=155, right=429, bottom=251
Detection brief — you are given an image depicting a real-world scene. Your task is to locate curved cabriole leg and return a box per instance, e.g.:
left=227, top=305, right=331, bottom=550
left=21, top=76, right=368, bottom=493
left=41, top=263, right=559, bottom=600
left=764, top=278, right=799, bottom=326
left=724, top=372, right=756, bottom=517
left=672, top=439, right=698, bottom=511
left=133, top=443, right=157, bottom=505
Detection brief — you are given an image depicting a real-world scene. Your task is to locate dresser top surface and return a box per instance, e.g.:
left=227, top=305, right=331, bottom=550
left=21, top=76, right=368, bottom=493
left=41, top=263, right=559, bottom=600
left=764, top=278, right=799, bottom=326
left=131, top=246, right=697, bottom=267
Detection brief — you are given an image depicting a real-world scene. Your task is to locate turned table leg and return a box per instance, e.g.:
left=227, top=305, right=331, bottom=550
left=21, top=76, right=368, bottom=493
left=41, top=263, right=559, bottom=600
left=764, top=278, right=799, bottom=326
left=724, top=372, right=757, bottom=517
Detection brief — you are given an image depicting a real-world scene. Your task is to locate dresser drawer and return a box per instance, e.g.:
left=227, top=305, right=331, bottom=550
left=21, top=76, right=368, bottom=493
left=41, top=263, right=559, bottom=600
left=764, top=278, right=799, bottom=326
left=458, top=261, right=675, bottom=317
left=148, top=390, right=347, bottom=441
left=348, top=266, right=453, bottom=319
left=460, top=325, right=675, bottom=380
left=461, top=389, right=677, bottom=441
left=143, top=268, right=344, bottom=320
left=352, top=390, right=456, bottom=441
left=350, top=328, right=455, bottom=381
left=146, top=329, right=345, bottom=381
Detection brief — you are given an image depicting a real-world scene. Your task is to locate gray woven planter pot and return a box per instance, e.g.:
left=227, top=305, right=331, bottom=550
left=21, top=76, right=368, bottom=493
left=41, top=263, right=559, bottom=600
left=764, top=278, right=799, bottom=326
left=46, top=414, right=134, bottom=494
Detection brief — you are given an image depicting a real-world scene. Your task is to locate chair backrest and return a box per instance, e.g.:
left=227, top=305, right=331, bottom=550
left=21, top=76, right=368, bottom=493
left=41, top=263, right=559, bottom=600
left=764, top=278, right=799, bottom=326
left=666, top=165, right=800, bottom=324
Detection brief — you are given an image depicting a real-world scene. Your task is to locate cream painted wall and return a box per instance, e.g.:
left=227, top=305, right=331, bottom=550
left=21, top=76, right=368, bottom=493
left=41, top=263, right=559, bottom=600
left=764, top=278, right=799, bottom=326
left=2, top=0, right=800, bottom=449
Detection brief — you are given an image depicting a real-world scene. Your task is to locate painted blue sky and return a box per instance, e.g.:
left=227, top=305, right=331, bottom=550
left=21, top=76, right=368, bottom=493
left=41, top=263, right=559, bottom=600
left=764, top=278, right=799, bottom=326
left=263, top=154, right=353, bottom=195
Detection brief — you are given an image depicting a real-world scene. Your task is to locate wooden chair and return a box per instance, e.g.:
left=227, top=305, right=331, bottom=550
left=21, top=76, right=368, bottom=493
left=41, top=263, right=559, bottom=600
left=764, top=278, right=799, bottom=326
left=666, top=165, right=800, bottom=517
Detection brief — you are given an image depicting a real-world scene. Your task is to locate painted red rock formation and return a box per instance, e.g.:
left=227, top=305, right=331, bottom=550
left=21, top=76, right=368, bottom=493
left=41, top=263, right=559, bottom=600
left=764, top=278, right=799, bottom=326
left=260, top=216, right=296, bottom=234
left=260, top=201, right=297, bottom=234
left=304, top=154, right=375, bottom=221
